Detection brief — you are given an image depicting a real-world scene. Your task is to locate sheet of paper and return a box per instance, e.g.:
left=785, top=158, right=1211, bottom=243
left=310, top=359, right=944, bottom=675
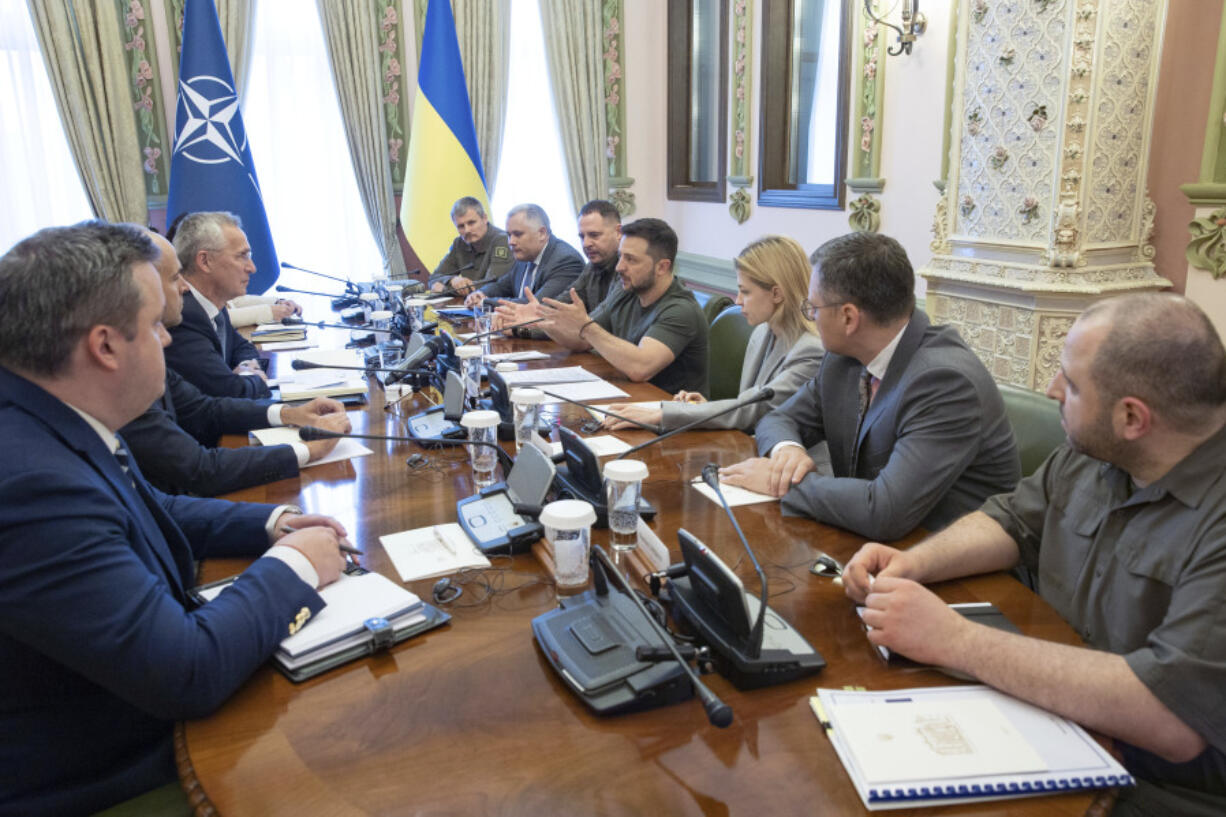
left=501, top=366, right=598, bottom=386
left=485, top=350, right=551, bottom=363
left=585, top=401, right=658, bottom=420
left=537, top=380, right=630, bottom=403
left=380, top=523, right=491, bottom=582
left=546, top=434, right=631, bottom=458
left=689, top=477, right=777, bottom=507
left=423, top=296, right=453, bottom=304
left=257, top=339, right=317, bottom=352
left=247, top=426, right=373, bottom=466
left=835, top=697, right=1047, bottom=784
left=253, top=322, right=302, bottom=334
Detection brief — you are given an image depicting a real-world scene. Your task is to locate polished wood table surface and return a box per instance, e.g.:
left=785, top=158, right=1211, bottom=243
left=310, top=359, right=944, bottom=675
left=177, top=327, right=1100, bottom=817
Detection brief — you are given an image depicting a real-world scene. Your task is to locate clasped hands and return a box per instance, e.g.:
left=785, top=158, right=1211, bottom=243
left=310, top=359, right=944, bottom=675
left=280, top=397, right=352, bottom=461
left=272, top=511, right=352, bottom=589
left=717, top=444, right=816, bottom=498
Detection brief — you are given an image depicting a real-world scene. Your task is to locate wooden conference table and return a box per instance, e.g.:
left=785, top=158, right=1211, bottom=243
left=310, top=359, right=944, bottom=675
left=176, top=329, right=1101, bottom=817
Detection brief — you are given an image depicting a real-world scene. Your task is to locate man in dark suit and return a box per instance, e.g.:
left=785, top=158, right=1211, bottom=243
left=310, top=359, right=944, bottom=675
left=165, top=211, right=272, bottom=398
left=121, top=230, right=351, bottom=496
left=0, top=222, right=349, bottom=816
left=720, top=232, right=1020, bottom=541
left=464, top=203, right=583, bottom=309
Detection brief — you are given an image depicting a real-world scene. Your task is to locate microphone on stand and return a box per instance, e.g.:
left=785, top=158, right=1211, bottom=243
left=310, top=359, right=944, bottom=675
left=281, top=317, right=400, bottom=334
left=538, top=390, right=663, bottom=434
left=700, top=463, right=768, bottom=660
left=588, top=544, right=733, bottom=728
left=298, top=426, right=513, bottom=473
left=275, top=284, right=355, bottom=300
left=613, top=388, right=775, bottom=461
left=288, top=358, right=438, bottom=387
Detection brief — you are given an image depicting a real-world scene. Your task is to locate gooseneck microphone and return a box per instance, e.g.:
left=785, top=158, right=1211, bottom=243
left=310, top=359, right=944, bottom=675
left=701, top=463, right=769, bottom=660
left=588, top=544, right=733, bottom=728
left=275, top=284, right=354, bottom=300
left=538, top=389, right=663, bottom=434
left=459, top=317, right=545, bottom=344
left=288, top=358, right=437, bottom=386
left=281, top=261, right=358, bottom=291
left=281, top=317, right=399, bottom=334
left=612, top=387, right=775, bottom=461
left=298, top=426, right=514, bottom=473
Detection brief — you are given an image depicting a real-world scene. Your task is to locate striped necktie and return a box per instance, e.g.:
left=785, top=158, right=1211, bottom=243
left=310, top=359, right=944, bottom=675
left=521, top=263, right=537, bottom=297
left=213, top=312, right=228, bottom=360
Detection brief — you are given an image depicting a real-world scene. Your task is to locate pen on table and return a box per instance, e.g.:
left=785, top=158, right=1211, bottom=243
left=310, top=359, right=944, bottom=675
left=432, top=526, right=457, bottom=556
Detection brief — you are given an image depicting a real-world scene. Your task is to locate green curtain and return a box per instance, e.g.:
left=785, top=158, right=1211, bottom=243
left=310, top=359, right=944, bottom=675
left=27, top=0, right=148, bottom=222
left=540, top=0, right=608, bottom=212
left=317, top=0, right=409, bottom=278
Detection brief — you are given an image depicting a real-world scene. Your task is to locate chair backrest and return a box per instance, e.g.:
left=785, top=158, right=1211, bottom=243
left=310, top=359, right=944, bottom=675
left=707, top=306, right=753, bottom=401
left=701, top=294, right=735, bottom=326
left=999, top=384, right=1066, bottom=476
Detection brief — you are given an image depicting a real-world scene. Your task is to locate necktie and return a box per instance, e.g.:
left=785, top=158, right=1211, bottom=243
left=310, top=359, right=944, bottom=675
left=114, top=444, right=135, bottom=488
left=213, top=312, right=228, bottom=361
left=521, top=263, right=537, bottom=297
left=858, top=369, right=881, bottom=418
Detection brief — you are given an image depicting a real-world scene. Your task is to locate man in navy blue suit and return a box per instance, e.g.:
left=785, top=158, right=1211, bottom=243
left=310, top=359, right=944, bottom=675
left=122, top=230, right=351, bottom=496
left=0, top=222, right=350, bottom=816
left=165, top=211, right=273, bottom=398
left=463, top=203, right=583, bottom=310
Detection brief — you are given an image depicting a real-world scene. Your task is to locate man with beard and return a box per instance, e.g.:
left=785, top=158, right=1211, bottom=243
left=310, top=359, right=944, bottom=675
left=842, top=293, right=1226, bottom=817
left=528, top=217, right=709, bottom=396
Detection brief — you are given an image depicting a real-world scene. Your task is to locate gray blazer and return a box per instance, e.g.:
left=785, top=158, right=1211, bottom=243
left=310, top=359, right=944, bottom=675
left=754, top=310, right=1020, bottom=541
left=660, top=325, right=824, bottom=432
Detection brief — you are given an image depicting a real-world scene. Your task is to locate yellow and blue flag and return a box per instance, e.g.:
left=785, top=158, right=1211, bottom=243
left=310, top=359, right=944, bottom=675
left=400, top=0, right=488, bottom=270
left=166, top=0, right=279, bottom=293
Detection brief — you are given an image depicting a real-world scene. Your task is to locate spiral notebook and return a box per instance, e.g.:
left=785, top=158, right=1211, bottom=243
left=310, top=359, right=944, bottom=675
left=811, top=685, right=1133, bottom=810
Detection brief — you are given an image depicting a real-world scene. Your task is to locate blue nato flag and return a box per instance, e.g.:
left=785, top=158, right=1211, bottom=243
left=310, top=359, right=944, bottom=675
left=166, top=0, right=280, bottom=294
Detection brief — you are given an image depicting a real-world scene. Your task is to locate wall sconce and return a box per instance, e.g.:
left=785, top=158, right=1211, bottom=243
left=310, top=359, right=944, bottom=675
left=864, top=0, right=926, bottom=56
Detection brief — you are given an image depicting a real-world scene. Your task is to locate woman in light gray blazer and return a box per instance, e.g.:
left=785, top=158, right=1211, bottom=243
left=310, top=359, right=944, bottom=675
left=603, top=235, right=824, bottom=433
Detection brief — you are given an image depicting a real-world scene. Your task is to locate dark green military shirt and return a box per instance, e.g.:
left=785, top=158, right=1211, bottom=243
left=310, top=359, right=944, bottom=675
left=981, top=426, right=1226, bottom=816
left=590, top=276, right=709, bottom=396
left=427, top=226, right=515, bottom=289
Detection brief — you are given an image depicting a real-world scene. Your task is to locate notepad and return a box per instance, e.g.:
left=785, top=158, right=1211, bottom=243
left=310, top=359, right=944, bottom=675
left=251, top=323, right=307, bottom=342
left=380, top=523, right=492, bottom=582
left=811, top=685, right=1133, bottom=810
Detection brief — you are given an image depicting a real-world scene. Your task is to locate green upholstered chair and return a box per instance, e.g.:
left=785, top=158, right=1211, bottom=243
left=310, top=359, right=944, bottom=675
left=999, top=384, right=1066, bottom=477
left=90, top=781, right=192, bottom=817
left=707, top=306, right=753, bottom=401
left=701, top=293, right=735, bottom=326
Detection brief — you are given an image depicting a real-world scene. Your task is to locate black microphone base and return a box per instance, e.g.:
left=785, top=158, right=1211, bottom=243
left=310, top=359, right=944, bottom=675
left=532, top=588, right=694, bottom=717
left=331, top=296, right=362, bottom=311
left=668, top=577, right=826, bottom=690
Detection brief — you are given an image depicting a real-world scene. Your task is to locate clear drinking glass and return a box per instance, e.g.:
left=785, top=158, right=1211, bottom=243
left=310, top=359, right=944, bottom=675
left=540, top=500, right=597, bottom=595
left=511, top=388, right=544, bottom=453
left=460, top=410, right=501, bottom=488
left=456, top=345, right=483, bottom=407
left=473, top=304, right=494, bottom=359
left=405, top=298, right=427, bottom=332
left=603, top=459, right=648, bottom=573
left=359, top=291, right=379, bottom=322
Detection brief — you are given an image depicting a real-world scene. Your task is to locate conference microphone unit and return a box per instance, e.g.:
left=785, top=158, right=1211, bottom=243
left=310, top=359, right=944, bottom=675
left=532, top=544, right=733, bottom=726
left=460, top=318, right=545, bottom=344
left=661, top=464, right=825, bottom=690
left=612, top=387, right=775, bottom=461
left=298, top=426, right=514, bottom=473
left=538, top=389, right=663, bottom=435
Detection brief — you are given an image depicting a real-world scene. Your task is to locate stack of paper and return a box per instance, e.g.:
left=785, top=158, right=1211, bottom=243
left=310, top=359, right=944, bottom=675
left=380, top=523, right=491, bottom=582
left=278, top=349, right=368, bottom=400
left=248, top=426, right=373, bottom=467
left=252, top=322, right=307, bottom=343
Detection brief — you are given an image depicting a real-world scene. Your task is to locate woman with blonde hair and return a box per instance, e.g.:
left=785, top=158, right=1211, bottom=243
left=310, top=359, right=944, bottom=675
left=603, top=235, right=824, bottom=432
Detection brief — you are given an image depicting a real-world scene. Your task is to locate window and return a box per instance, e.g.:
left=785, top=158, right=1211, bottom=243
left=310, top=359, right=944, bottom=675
left=489, top=0, right=580, bottom=253
left=0, top=0, right=92, bottom=252
left=244, top=0, right=386, bottom=284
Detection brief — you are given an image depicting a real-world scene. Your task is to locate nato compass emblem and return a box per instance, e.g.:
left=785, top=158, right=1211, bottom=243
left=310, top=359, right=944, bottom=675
left=172, top=74, right=247, bottom=166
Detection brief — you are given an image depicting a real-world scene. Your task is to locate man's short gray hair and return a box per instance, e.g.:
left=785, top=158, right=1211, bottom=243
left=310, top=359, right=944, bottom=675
left=507, top=203, right=550, bottom=233
left=451, top=196, right=486, bottom=221
left=173, top=211, right=242, bottom=274
left=0, top=221, right=157, bottom=377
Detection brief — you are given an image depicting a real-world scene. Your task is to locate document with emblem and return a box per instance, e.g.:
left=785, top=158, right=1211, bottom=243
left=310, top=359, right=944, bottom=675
left=193, top=569, right=449, bottom=681
left=811, top=685, right=1133, bottom=810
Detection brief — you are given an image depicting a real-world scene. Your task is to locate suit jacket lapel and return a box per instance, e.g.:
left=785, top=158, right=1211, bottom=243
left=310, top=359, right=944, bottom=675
left=184, top=292, right=223, bottom=356
left=855, top=309, right=930, bottom=449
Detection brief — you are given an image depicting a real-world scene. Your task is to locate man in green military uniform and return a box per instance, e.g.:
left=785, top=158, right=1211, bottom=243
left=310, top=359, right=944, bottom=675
left=428, top=197, right=515, bottom=295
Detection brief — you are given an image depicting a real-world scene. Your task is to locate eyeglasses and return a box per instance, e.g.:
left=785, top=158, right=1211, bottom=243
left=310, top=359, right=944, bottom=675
left=801, top=299, right=847, bottom=321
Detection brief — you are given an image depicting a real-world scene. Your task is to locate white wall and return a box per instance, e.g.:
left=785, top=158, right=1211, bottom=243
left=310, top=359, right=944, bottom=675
left=621, top=0, right=955, bottom=295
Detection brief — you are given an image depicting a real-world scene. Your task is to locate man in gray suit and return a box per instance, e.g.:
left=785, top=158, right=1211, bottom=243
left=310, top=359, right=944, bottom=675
left=720, top=232, right=1019, bottom=541
left=463, top=203, right=583, bottom=308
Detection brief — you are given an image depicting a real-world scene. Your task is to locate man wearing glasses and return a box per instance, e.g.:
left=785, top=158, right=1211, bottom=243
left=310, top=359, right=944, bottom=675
left=165, top=211, right=272, bottom=399
left=720, top=232, right=1019, bottom=542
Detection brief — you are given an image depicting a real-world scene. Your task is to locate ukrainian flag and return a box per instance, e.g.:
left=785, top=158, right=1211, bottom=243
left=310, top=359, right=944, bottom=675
left=400, top=0, right=489, bottom=270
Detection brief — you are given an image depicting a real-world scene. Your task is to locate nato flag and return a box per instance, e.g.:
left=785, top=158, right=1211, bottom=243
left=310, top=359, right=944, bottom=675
left=166, top=0, right=279, bottom=294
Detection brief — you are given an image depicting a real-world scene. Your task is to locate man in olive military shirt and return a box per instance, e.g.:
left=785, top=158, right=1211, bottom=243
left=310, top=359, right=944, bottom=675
left=428, top=197, right=515, bottom=295
left=842, top=293, right=1226, bottom=817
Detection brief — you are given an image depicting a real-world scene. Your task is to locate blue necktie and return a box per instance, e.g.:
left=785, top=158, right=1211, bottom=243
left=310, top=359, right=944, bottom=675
left=521, top=263, right=537, bottom=298
left=213, top=312, right=228, bottom=361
